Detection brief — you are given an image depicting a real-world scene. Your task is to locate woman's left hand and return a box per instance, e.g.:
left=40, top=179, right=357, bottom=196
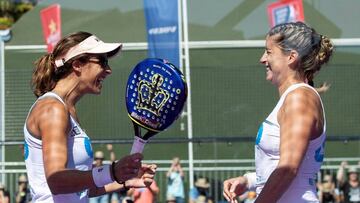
left=126, top=164, right=157, bottom=188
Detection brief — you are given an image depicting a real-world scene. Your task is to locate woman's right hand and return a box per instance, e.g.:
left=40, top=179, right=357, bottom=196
left=340, top=161, right=348, bottom=168
left=223, top=176, right=248, bottom=203
left=113, top=153, right=143, bottom=183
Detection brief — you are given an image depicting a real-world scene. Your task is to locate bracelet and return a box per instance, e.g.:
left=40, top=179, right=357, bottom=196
left=92, top=164, right=113, bottom=187
left=111, top=161, right=123, bottom=184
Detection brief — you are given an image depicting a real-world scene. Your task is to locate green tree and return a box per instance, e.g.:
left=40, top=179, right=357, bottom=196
left=0, top=0, right=35, bottom=29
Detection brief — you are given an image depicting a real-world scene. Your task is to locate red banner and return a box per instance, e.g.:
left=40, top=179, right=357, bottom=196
left=267, top=0, right=304, bottom=28
left=40, top=4, right=61, bottom=53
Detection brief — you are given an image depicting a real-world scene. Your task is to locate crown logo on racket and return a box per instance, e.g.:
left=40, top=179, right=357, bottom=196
left=137, top=73, right=170, bottom=116
left=126, top=58, right=187, bottom=154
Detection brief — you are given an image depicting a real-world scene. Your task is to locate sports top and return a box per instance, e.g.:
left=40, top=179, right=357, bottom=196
left=24, top=92, right=93, bottom=203
left=255, top=83, right=326, bottom=203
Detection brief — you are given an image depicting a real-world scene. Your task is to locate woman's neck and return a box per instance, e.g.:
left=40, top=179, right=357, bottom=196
left=52, top=77, right=82, bottom=108
left=277, top=78, right=305, bottom=96
left=276, top=68, right=307, bottom=96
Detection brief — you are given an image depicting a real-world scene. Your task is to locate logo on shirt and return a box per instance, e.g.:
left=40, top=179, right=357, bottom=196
left=255, top=123, right=263, bottom=145
left=308, top=178, right=315, bottom=186
left=70, top=126, right=81, bottom=137
left=76, top=189, right=88, bottom=198
left=314, top=140, right=325, bottom=163
left=24, top=141, right=29, bottom=160
left=84, top=137, right=93, bottom=158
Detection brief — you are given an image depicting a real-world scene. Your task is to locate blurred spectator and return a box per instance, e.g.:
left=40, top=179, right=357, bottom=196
left=209, top=178, right=226, bottom=203
left=105, top=144, right=124, bottom=203
left=0, top=188, right=5, bottom=203
left=128, top=180, right=159, bottom=203
left=317, top=174, right=339, bottom=203
left=94, top=150, right=106, bottom=167
left=106, top=144, right=116, bottom=163
left=244, top=191, right=256, bottom=203
left=0, top=189, right=10, bottom=203
left=15, top=174, right=31, bottom=203
left=89, top=150, right=109, bottom=203
left=0, top=183, right=7, bottom=203
left=166, top=157, right=185, bottom=203
left=90, top=144, right=134, bottom=203
left=121, top=196, right=134, bottom=203
left=115, top=189, right=130, bottom=203
left=337, top=161, right=360, bottom=203
left=189, top=177, right=213, bottom=203
left=3, top=190, right=10, bottom=203
left=238, top=190, right=257, bottom=203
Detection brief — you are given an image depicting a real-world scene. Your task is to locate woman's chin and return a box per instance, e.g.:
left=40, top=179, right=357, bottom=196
left=265, top=73, right=273, bottom=82
left=90, top=87, right=102, bottom=95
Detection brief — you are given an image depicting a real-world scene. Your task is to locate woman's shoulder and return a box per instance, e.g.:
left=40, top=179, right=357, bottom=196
left=279, top=86, right=323, bottom=122
left=283, top=86, right=321, bottom=107
left=31, top=97, right=69, bottom=120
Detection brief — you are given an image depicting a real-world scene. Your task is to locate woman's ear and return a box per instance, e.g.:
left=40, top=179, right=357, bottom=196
left=71, top=60, right=83, bottom=74
left=288, top=50, right=299, bottom=67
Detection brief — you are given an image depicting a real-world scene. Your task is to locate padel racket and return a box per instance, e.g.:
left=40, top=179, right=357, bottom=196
left=125, top=58, right=187, bottom=154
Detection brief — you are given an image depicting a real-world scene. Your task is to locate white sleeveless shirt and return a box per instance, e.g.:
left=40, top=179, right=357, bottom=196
left=255, top=83, right=326, bottom=203
left=24, top=92, right=94, bottom=203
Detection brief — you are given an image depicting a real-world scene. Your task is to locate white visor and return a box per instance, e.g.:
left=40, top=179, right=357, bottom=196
left=54, top=35, right=122, bottom=68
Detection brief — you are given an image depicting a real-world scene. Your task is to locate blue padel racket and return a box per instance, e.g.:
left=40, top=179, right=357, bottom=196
left=125, top=58, right=187, bottom=154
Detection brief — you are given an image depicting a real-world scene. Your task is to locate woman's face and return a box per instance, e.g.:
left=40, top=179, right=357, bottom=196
left=349, top=172, right=359, bottom=182
left=81, top=54, right=112, bottom=94
left=259, top=35, right=290, bottom=86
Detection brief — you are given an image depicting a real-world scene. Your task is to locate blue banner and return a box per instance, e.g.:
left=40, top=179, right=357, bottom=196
left=143, top=0, right=180, bottom=67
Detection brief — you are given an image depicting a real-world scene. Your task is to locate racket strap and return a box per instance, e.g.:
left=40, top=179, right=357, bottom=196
left=130, top=136, right=148, bottom=154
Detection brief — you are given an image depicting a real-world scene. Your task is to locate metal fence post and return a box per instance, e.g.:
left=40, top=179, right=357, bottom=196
left=0, top=39, right=5, bottom=185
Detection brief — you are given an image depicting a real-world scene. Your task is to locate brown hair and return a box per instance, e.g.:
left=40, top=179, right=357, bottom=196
left=267, top=22, right=334, bottom=86
left=31, top=31, right=92, bottom=97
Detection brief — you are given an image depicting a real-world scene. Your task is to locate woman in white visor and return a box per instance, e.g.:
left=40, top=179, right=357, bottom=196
left=24, top=31, right=157, bottom=203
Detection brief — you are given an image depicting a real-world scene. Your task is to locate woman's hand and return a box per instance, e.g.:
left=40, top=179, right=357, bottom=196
left=223, top=176, right=248, bottom=203
left=106, top=144, right=113, bottom=151
left=126, top=164, right=157, bottom=188
left=113, top=153, right=143, bottom=183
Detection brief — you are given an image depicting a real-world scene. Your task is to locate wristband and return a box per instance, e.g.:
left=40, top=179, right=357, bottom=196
left=244, top=172, right=256, bottom=191
left=92, top=164, right=113, bottom=187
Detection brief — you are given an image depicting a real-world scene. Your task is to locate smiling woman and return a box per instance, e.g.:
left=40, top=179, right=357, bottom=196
left=24, top=31, right=158, bottom=203
left=223, top=22, right=334, bottom=203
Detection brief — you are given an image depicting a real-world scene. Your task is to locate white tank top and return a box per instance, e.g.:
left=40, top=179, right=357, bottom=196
left=255, top=83, right=326, bottom=203
left=24, top=92, right=94, bottom=203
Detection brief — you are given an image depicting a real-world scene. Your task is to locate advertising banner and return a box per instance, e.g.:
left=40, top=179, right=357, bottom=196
left=40, top=4, right=61, bottom=53
left=267, top=0, right=304, bottom=27
left=143, top=0, right=180, bottom=67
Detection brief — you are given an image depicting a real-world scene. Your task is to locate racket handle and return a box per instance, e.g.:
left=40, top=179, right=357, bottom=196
left=130, top=136, right=148, bottom=154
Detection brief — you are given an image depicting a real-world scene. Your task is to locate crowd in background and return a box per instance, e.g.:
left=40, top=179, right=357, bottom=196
left=0, top=154, right=359, bottom=203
